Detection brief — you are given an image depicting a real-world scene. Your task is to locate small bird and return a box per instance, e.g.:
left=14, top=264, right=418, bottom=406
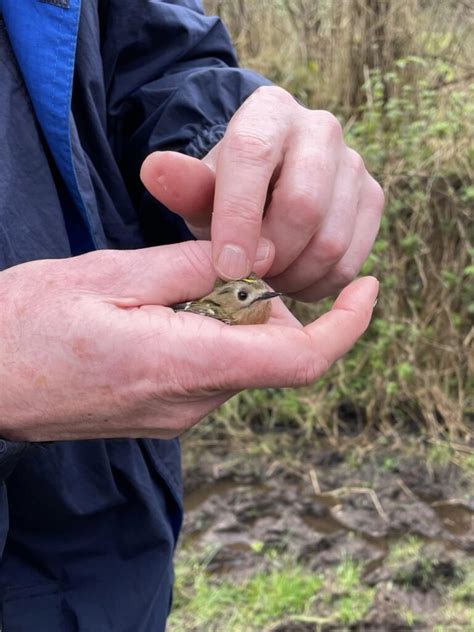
left=172, top=274, right=281, bottom=325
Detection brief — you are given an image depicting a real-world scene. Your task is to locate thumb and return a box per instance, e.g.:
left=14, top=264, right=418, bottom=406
left=140, top=151, right=215, bottom=238
left=77, top=241, right=217, bottom=306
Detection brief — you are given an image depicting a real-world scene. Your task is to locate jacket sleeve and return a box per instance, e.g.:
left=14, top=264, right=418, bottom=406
left=100, top=0, right=271, bottom=243
left=0, top=440, right=28, bottom=556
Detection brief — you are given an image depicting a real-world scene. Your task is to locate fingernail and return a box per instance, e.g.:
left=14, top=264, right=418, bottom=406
left=371, top=278, right=380, bottom=304
left=255, top=238, right=273, bottom=263
left=216, top=244, right=250, bottom=280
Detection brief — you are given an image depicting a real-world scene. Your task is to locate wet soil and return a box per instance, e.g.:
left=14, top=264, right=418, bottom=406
left=179, top=436, right=473, bottom=630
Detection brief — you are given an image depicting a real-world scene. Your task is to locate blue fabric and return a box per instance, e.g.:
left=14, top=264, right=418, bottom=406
left=0, top=1, right=270, bottom=629
left=1, top=440, right=182, bottom=631
left=0, top=15, right=77, bottom=265
left=1, top=0, right=97, bottom=251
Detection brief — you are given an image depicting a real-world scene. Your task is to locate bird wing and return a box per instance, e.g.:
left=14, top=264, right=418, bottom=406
left=171, top=300, right=225, bottom=321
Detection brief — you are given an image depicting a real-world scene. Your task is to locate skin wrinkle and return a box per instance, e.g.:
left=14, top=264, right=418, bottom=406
left=163, top=321, right=219, bottom=394
left=334, top=303, right=371, bottom=326
left=310, top=344, right=332, bottom=380
left=291, top=349, right=320, bottom=388
left=159, top=314, right=233, bottom=396
left=175, top=242, right=215, bottom=291
left=217, top=193, right=265, bottom=226
left=224, top=133, right=277, bottom=170
left=132, top=311, right=172, bottom=343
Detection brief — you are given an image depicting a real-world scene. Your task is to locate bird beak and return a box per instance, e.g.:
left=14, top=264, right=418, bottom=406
left=255, top=290, right=281, bottom=302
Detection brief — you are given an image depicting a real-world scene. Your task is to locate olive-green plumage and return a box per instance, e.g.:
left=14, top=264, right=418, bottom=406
left=172, top=274, right=280, bottom=325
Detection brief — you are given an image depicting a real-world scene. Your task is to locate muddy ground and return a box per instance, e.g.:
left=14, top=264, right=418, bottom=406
left=177, top=434, right=473, bottom=630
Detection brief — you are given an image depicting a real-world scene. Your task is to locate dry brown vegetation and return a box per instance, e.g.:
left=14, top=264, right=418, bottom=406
left=205, top=0, right=474, bottom=112
left=202, top=0, right=473, bottom=442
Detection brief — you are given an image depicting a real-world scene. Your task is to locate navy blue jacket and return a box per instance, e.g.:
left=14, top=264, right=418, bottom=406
left=0, top=1, right=268, bottom=629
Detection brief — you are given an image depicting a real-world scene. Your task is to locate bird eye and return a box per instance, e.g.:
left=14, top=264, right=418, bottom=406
left=237, top=290, right=248, bottom=301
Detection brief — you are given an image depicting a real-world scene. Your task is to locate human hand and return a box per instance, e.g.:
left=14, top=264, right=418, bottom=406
left=0, top=242, right=378, bottom=442
left=140, top=86, right=384, bottom=302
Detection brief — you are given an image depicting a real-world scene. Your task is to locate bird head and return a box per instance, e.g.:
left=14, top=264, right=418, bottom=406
left=207, top=274, right=281, bottom=325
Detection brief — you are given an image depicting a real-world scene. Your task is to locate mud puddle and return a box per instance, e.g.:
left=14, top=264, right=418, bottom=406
left=178, top=438, right=473, bottom=629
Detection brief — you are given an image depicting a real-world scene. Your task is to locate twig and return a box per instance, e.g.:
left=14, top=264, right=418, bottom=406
left=397, top=478, right=419, bottom=503
left=428, top=438, right=474, bottom=454
left=310, top=478, right=389, bottom=523
left=264, top=614, right=333, bottom=631
left=352, top=487, right=389, bottom=523
left=211, top=458, right=241, bottom=478
left=309, top=468, right=321, bottom=495
left=431, top=498, right=470, bottom=508
left=450, top=441, right=474, bottom=454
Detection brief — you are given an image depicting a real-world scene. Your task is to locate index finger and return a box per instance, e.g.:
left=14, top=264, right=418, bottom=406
left=212, top=87, right=291, bottom=280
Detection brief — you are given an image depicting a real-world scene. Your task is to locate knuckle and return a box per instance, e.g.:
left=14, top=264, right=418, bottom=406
left=316, top=233, right=349, bottom=264
left=333, top=261, right=360, bottom=287
left=314, top=110, right=343, bottom=142
left=368, top=177, right=385, bottom=212
left=225, top=129, right=274, bottom=164
left=345, top=148, right=365, bottom=176
left=285, top=188, right=321, bottom=228
left=254, top=85, right=294, bottom=106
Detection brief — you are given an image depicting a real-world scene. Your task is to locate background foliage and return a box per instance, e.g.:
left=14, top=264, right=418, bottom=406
left=203, top=0, right=473, bottom=441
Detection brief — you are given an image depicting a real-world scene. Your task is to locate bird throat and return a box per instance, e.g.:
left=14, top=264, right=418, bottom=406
left=231, top=299, right=272, bottom=325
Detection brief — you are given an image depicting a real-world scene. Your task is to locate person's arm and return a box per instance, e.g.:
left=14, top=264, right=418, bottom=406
left=100, top=0, right=271, bottom=243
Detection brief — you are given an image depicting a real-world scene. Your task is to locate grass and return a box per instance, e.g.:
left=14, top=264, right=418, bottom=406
left=436, top=561, right=474, bottom=630
left=169, top=521, right=474, bottom=631
left=169, top=549, right=323, bottom=631
left=383, top=537, right=474, bottom=628
left=324, top=558, right=375, bottom=625
left=168, top=548, right=378, bottom=631
left=427, top=442, right=456, bottom=469
left=387, top=535, right=424, bottom=565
